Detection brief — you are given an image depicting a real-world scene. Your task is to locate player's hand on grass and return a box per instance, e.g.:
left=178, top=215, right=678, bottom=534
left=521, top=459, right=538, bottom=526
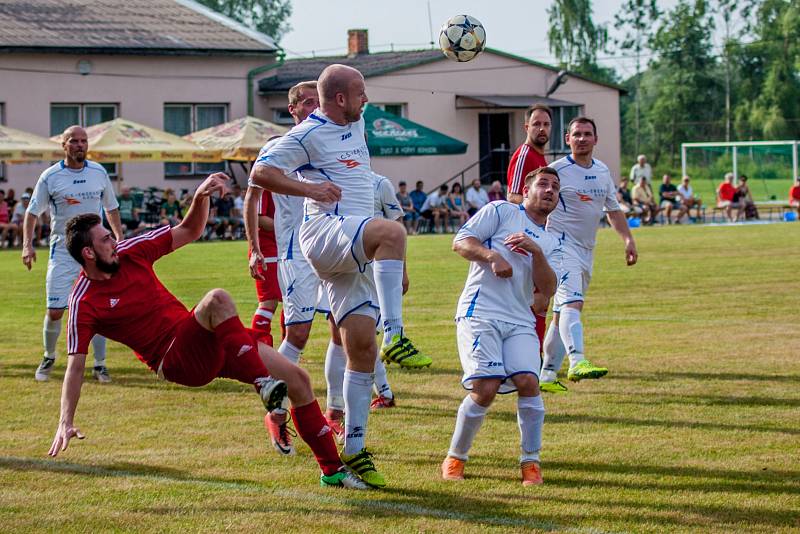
left=504, top=232, right=542, bottom=256
left=249, top=250, right=266, bottom=280
left=22, top=245, right=36, bottom=271
left=196, top=172, right=230, bottom=199
left=625, top=240, right=638, bottom=266
left=307, top=182, right=342, bottom=203
left=48, top=422, right=85, bottom=457
left=489, top=252, right=513, bottom=278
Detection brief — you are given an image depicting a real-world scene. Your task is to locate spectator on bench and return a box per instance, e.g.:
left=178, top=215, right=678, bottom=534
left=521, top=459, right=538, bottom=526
left=409, top=180, right=427, bottom=234
left=735, top=175, right=759, bottom=220
left=465, top=178, right=489, bottom=217
left=118, top=187, right=145, bottom=236
left=616, top=177, right=642, bottom=218
left=717, top=173, right=745, bottom=222
left=659, top=174, right=687, bottom=224
left=790, top=178, right=800, bottom=218
left=420, top=184, right=449, bottom=233
left=0, top=189, right=17, bottom=247
left=677, top=176, right=703, bottom=221
left=396, top=181, right=417, bottom=234
left=446, top=182, right=469, bottom=230
left=632, top=176, right=659, bottom=225
left=160, top=189, right=183, bottom=226
left=487, top=180, right=505, bottom=202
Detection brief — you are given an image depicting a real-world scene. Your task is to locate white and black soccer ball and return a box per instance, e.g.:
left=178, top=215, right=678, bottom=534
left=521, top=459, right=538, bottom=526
left=439, top=15, right=486, bottom=62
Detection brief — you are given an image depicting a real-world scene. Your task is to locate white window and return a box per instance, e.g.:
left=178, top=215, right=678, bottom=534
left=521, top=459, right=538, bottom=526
left=372, top=103, right=406, bottom=118
left=50, top=103, right=119, bottom=177
left=164, top=104, right=228, bottom=177
left=272, top=109, right=295, bottom=126
left=549, top=105, right=582, bottom=155
left=0, top=103, right=5, bottom=181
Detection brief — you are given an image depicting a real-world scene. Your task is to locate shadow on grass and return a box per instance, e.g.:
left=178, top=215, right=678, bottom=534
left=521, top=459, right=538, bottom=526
left=612, top=393, right=800, bottom=408
left=611, top=371, right=800, bottom=383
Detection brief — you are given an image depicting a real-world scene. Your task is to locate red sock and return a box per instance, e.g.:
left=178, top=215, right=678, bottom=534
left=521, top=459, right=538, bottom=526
left=279, top=308, right=286, bottom=342
left=291, top=399, right=343, bottom=476
left=535, top=312, right=547, bottom=357
left=251, top=307, right=274, bottom=347
left=216, top=316, right=268, bottom=385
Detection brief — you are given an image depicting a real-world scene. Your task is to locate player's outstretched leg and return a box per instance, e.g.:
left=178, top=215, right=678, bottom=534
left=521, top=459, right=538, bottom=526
left=510, top=373, right=545, bottom=486
left=558, top=306, right=608, bottom=381
left=36, top=311, right=63, bottom=381
left=265, top=323, right=307, bottom=456
left=540, top=317, right=569, bottom=393
left=323, top=339, right=346, bottom=443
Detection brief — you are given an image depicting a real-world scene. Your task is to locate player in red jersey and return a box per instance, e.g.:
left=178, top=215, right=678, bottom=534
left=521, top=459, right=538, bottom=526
left=47, top=173, right=367, bottom=489
left=507, top=105, right=551, bottom=204
left=507, top=104, right=552, bottom=359
left=250, top=188, right=281, bottom=346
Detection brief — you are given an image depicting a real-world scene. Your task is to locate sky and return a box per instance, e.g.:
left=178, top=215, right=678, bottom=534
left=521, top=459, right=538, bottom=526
left=279, top=0, right=691, bottom=80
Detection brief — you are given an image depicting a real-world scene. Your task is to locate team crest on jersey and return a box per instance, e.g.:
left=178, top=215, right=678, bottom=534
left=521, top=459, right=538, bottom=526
left=337, top=158, right=360, bottom=169
left=64, top=196, right=81, bottom=205
left=109, top=298, right=119, bottom=307
left=576, top=192, right=593, bottom=202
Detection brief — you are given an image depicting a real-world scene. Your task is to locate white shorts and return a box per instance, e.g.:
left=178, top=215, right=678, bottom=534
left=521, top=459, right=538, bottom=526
left=46, top=243, right=81, bottom=309
left=552, top=245, right=594, bottom=313
left=277, top=256, right=329, bottom=325
left=456, top=317, right=540, bottom=394
left=299, top=214, right=378, bottom=324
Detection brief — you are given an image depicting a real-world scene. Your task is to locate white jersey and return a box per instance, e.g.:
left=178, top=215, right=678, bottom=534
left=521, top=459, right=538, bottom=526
left=547, top=156, right=620, bottom=251
left=255, top=109, right=373, bottom=218
left=256, top=138, right=304, bottom=260
left=455, top=201, right=561, bottom=326
left=372, top=172, right=404, bottom=220
left=27, top=160, right=118, bottom=247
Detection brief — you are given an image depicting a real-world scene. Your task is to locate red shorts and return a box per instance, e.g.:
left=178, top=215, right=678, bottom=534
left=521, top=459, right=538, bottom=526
left=255, top=262, right=281, bottom=302
left=159, top=312, right=266, bottom=387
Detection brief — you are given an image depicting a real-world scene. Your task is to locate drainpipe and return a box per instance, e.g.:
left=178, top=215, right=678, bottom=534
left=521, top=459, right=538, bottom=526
left=247, top=49, right=285, bottom=116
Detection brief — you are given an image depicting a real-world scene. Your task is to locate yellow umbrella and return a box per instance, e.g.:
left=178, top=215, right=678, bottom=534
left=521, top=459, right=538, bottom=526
left=51, top=118, right=222, bottom=162
left=184, top=116, right=288, bottom=161
left=0, top=125, right=63, bottom=162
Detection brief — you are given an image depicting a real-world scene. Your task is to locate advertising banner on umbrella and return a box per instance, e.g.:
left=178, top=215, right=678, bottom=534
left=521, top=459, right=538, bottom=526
left=185, top=116, right=288, bottom=161
left=363, top=105, right=468, bottom=157
left=0, top=125, right=63, bottom=162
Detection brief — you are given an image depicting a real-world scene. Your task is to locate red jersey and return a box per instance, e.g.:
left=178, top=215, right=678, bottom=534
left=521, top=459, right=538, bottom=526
left=507, top=143, right=548, bottom=197
left=257, top=190, right=277, bottom=259
left=67, top=225, right=189, bottom=370
left=718, top=182, right=736, bottom=202
left=790, top=185, right=800, bottom=202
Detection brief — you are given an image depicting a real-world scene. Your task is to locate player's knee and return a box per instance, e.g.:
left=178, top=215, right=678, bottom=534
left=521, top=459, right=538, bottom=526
left=286, top=323, right=311, bottom=349
left=47, top=309, right=65, bottom=321
left=206, top=288, right=234, bottom=309
left=514, top=374, right=540, bottom=396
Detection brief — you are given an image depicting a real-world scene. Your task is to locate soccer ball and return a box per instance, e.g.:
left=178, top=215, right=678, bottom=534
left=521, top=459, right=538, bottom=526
left=439, top=15, right=486, bottom=62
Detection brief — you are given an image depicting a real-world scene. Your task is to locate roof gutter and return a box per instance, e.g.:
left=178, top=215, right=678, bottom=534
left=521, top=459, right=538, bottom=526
left=248, top=49, right=285, bottom=116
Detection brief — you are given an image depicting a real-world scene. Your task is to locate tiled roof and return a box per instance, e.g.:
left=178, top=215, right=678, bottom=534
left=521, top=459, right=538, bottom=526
left=0, top=0, right=277, bottom=54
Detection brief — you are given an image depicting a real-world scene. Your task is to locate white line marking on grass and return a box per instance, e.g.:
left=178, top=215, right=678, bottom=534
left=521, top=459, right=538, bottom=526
left=2, top=457, right=622, bottom=534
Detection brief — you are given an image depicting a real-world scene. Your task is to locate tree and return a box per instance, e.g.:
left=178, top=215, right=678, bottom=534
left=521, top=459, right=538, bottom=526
left=547, top=0, right=614, bottom=82
left=197, top=0, right=292, bottom=43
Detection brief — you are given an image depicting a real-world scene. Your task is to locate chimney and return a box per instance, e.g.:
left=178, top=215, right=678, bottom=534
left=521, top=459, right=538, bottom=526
left=347, top=29, right=369, bottom=58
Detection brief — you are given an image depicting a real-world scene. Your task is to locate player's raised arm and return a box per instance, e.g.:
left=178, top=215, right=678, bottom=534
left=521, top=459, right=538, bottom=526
left=171, top=172, right=229, bottom=250
left=48, top=352, right=87, bottom=457
left=250, top=163, right=341, bottom=203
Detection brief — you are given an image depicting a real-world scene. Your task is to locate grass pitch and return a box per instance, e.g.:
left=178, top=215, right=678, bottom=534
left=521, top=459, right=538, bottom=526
left=1, top=223, right=799, bottom=533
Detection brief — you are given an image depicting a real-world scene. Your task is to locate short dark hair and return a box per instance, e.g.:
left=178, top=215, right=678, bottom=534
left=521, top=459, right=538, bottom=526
left=567, top=116, right=597, bottom=136
left=416, top=180, right=424, bottom=186
left=524, top=166, right=560, bottom=188
left=66, top=213, right=102, bottom=266
left=525, top=104, right=552, bottom=121
left=439, top=184, right=448, bottom=192
left=398, top=181, right=407, bottom=186
left=288, top=80, right=318, bottom=106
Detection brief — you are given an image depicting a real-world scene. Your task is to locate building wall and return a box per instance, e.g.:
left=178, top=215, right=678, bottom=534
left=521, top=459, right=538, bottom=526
left=0, top=52, right=275, bottom=191
left=261, top=51, right=621, bottom=191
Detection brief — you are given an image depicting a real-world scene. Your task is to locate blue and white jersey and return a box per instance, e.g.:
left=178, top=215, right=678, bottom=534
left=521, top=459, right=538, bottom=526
left=546, top=156, right=620, bottom=251
left=372, top=172, right=404, bottom=220
left=255, top=138, right=304, bottom=260
left=454, top=201, right=561, bottom=327
left=27, top=160, right=118, bottom=247
left=255, top=109, right=373, bottom=218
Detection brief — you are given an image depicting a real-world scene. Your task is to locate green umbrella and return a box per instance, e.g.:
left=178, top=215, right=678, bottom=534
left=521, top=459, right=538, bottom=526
left=363, top=104, right=468, bottom=156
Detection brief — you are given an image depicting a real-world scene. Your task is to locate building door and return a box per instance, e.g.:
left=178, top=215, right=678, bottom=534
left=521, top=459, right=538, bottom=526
left=479, top=113, right=510, bottom=185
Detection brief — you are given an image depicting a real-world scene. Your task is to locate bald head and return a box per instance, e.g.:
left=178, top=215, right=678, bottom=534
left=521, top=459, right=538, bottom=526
left=317, top=64, right=368, bottom=124
left=62, top=125, right=86, bottom=142
left=61, top=124, right=88, bottom=167
left=318, top=64, right=363, bottom=102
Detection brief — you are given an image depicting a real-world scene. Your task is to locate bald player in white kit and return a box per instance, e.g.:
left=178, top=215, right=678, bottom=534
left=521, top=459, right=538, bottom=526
left=22, top=125, right=123, bottom=383
left=247, top=64, right=429, bottom=488
left=539, top=117, right=638, bottom=392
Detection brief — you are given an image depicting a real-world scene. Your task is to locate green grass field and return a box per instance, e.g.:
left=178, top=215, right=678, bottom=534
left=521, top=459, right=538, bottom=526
left=1, top=223, right=799, bottom=533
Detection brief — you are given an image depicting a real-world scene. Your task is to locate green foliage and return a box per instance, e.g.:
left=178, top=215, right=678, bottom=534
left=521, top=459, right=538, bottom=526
left=196, top=0, right=292, bottom=42
left=547, top=0, right=615, bottom=83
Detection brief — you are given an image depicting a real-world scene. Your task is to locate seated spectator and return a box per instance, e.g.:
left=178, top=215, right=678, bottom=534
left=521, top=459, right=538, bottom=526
left=465, top=178, right=489, bottom=217
left=717, top=172, right=745, bottom=222
left=446, top=182, right=469, bottom=230
left=409, top=180, right=427, bottom=232
left=616, top=177, right=642, bottom=217
left=118, top=187, right=145, bottom=236
left=659, top=174, right=687, bottom=224
left=5, top=188, right=16, bottom=212
left=677, top=175, right=703, bottom=221
left=631, top=176, right=659, bottom=224
left=790, top=178, right=800, bottom=218
left=420, top=184, right=449, bottom=233
left=487, top=180, right=505, bottom=202
left=11, top=192, right=38, bottom=246
left=0, top=189, right=17, bottom=247
left=160, top=189, right=183, bottom=226
left=735, top=175, right=759, bottom=220
left=214, top=191, right=240, bottom=239
left=396, top=181, right=417, bottom=234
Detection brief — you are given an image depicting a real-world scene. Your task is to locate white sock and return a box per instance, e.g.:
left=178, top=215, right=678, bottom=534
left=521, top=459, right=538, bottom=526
left=541, top=320, right=566, bottom=381
left=372, top=350, right=393, bottom=399
left=324, top=341, right=346, bottom=411
left=278, top=339, right=302, bottom=365
left=517, top=395, right=545, bottom=464
left=43, top=314, right=61, bottom=359
left=447, top=395, right=488, bottom=461
left=558, top=307, right=585, bottom=367
left=254, top=308, right=273, bottom=320
left=373, top=259, right=404, bottom=345
left=343, top=369, right=373, bottom=455
left=91, top=335, right=107, bottom=366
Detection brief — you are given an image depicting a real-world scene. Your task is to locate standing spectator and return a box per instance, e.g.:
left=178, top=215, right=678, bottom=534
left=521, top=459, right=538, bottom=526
left=396, top=181, right=417, bottom=234
left=735, top=175, right=759, bottom=220
left=717, top=173, right=745, bottom=222
left=232, top=184, right=245, bottom=218
left=616, top=177, right=641, bottom=217
left=659, top=174, right=686, bottom=224
left=118, top=187, right=144, bottom=236
left=160, top=189, right=183, bottom=226
left=465, top=179, right=489, bottom=217
left=677, top=176, right=703, bottom=221
left=629, top=154, right=652, bottom=185
left=789, top=178, right=800, bottom=218
left=632, top=176, right=659, bottom=224
left=0, top=189, right=16, bottom=247
left=446, top=182, right=469, bottom=230
left=487, top=180, right=505, bottom=202
left=420, top=184, right=449, bottom=233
